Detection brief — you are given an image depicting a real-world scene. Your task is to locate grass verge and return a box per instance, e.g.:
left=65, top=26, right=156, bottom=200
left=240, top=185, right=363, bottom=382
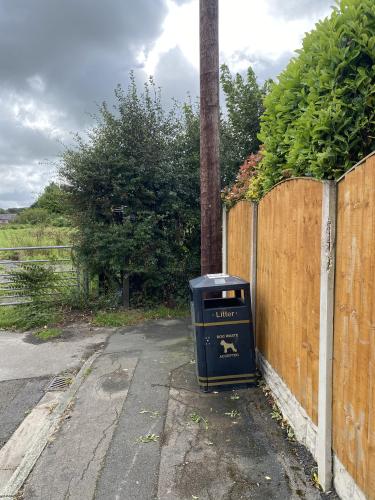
left=91, top=305, right=189, bottom=327
left=0, top=303, right=189, bottom=332
left=34, top=327, right=63, bottom=341
left=0, top=305, right=62, bottom=331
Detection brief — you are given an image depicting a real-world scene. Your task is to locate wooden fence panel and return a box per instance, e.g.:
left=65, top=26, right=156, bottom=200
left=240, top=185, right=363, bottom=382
left=333, top=154, right=375, bottom=498
left=227, top=201, right=253, bottom=282
left=256, top=179, right=323, bottom=424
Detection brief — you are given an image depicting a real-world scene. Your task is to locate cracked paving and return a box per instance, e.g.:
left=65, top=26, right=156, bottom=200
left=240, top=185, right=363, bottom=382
left=20, top=319, right=334, bottom=500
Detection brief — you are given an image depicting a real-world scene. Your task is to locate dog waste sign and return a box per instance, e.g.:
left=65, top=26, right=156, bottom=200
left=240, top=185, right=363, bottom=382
left=189, top=274, right=256, bottom=392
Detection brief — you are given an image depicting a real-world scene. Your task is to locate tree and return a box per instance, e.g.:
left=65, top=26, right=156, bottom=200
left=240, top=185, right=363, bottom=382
left=15, top=183, right=71, bottom=226
left=15, top=207, right=50, bottom=225
left=32, top=182, right=69, bottom=215
left=60, top=75, right=201, bottom=305
left=220, top=64, right=266, bottom=186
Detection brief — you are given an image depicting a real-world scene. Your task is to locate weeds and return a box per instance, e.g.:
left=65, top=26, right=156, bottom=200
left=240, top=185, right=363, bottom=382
left=136, top=433, right=159, bottom=444
left=224, top=409, right=240, bottom=419
left=83, top=367, right=93, bottom=378
left=34, top=327, right=62, bottom=341
left=0, top=305, right=61, bottom=331
left=260, top=382, right=296, bottom=442
left=230, top=393, right=240, bottom=400
left=311, top=468, right=321, bottom=490
left=190, top=411, right=209, bottom=430
left=92, top=306, right=188, bottom=327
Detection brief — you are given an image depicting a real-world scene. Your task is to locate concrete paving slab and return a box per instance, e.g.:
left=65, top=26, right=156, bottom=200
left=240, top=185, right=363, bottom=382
left=22, top=353, right=138, bottom=500
left=94, top=320, right=191, bottom=500
left=0, top=327, right=109, bottom=382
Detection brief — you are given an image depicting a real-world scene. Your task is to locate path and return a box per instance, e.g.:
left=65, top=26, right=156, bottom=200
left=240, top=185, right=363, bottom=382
left=16, top=319, right=330, bottom=500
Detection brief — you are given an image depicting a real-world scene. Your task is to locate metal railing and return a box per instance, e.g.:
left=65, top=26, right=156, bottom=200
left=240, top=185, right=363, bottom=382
left=0, top=245, right=80, bottom=306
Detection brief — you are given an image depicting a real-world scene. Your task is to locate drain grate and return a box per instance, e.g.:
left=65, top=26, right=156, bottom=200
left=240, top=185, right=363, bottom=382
left=46, top=375, right=74, bottom=392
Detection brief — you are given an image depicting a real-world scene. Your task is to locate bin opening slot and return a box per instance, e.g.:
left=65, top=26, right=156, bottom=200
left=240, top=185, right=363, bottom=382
left=203, top=289, right=245, bottom=309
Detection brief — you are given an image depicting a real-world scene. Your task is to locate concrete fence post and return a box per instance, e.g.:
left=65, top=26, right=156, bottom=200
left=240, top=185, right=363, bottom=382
left=250, top=203, right=258, bottom=334
left=222, top=205, right=228, bottom=274
left=317, top=181, right=337, bottom=491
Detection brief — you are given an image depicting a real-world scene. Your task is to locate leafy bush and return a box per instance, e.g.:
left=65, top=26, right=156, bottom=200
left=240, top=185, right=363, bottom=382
left=254, top=0, right=375, bottom=198
left=9, top=263, right=59, bottom=301
left=6, top=264, right=62, bottom=329
left=222, top=150, right=263, bottom=208
left=32, top=182, right=69, bottom=215
left=60, top=76, right=201, bottom=307
left=15, top=208, right=50, bottom=225
left=220, top=64, right=267, bottom=186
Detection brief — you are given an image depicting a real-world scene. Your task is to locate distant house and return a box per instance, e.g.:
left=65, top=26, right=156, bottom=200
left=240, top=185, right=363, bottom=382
left=0, top=213, right=17, bottom=225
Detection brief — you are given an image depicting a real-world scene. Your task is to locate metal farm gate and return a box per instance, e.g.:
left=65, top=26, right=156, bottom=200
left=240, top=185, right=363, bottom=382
left=0, top=245, right=80, bottom=306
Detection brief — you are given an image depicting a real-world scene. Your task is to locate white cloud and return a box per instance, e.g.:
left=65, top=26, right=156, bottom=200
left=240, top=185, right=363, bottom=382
left=143, top=0, right=199, bottom=76
left=0, top=91, right=67, bottom=143
left=144, top=0, right=333, bottom=77
left=27, top=74, right=46, bottom=93
left=0, top=162, right=57, bottom=208
left=0, top=0, right=334, bottom=207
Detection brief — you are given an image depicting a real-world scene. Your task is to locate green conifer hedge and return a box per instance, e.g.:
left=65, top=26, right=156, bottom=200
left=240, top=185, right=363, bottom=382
left=253, top=0, right=375, bottom=198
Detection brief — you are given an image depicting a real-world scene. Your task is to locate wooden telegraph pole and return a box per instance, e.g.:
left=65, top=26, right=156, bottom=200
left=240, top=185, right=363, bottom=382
left=200, top=0, right=221, bottom=275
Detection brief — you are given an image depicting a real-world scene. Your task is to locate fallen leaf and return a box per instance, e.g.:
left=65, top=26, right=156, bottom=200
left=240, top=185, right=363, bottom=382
left=136, top=433, right=159, bottom=444
left=139, top=409, right=160, bottom=417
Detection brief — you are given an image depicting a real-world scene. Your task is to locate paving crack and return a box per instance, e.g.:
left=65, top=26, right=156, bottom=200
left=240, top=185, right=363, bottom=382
left=63, top=476, right=73, bottom=500
left=79, top=408, right=120, bottom=482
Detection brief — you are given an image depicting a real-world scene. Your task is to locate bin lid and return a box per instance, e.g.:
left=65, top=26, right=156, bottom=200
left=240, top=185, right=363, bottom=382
left=189, top=273, right=249, bottom=291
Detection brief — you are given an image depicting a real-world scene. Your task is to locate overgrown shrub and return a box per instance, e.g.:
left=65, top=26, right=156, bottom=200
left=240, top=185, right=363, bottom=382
left=15, top=208, right=50, bottom=225
left=254, top=0, right=375, bottom=198
left=8, top=264, right=62, bottom=329
left=60, top=76, right=201, bottom=306
left=222, top=150, right=263, bottom=208
left=220, top=64, right=266, bottom=186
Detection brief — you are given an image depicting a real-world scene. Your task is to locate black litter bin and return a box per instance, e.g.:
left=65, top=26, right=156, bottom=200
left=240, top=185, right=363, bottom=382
left=189, top=273, right=256, bottom=392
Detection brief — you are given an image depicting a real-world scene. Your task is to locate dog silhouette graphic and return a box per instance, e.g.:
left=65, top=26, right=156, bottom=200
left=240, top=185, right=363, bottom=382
left=220, top=339, right=238, bottom=354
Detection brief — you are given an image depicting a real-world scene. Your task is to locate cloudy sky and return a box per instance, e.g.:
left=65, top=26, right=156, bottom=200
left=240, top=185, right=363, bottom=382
left=0, top=0, right=333, bottom=208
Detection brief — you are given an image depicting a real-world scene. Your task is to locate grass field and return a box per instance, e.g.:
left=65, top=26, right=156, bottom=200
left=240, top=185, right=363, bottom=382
left=0, top=224, right=74, bottom=259
left=0, top=224, right=73, bottom=248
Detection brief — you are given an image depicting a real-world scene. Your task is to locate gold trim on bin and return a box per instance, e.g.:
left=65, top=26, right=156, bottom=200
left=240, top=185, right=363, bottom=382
left=198, top=373, right=255, bottom=381
left=198, top=378, right=256, bottom=387
left=193, top=320, right=251, bottom=327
